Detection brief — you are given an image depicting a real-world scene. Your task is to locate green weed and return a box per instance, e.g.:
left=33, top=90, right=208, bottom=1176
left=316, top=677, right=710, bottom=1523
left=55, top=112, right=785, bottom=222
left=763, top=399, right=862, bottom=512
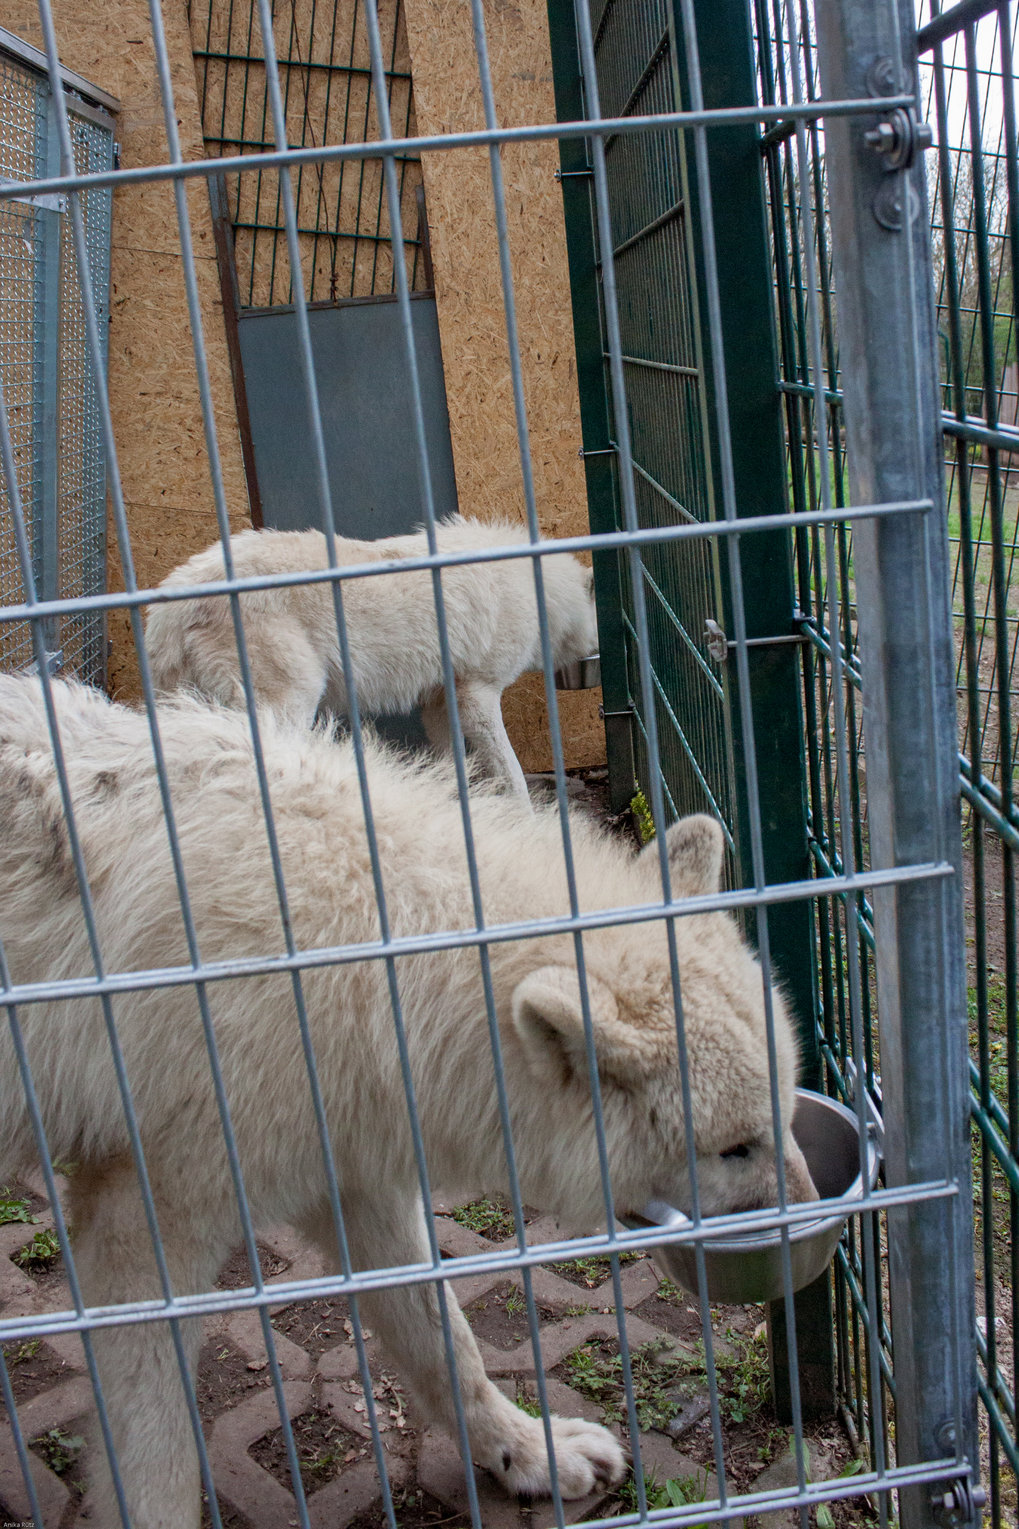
left=514, top=1384, right=542, bottom=1418
left=31, top=1426, right=84, bottom=1477
left=7, top=1338, right=42, bottom=1365
left=630, top=788, right=656, bottom=846
left=563, top=1338, right=699, bottom=1431
left=13, top=1228, right=61, bottom=1270
left=616, top=1467, right=712, bottom=1521
left=449, top=1199, right=516, bottom=1240
left=0, top=1189, right=36, bottom=1227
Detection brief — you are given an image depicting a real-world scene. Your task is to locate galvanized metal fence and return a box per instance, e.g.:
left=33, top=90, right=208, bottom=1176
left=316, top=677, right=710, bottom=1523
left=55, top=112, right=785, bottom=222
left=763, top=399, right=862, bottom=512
left=0, top=0, right=986, bottom=1526
left=745, top=0, right=1019, bottom=1519
left=0, top=27, right=114, bottom=688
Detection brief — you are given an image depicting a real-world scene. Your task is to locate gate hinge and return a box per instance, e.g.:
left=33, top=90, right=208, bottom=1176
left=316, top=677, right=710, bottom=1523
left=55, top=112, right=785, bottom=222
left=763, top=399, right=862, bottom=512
left=864, top=105, right=933, bottom=172
left=931, top=1478, right=987, bottom=1528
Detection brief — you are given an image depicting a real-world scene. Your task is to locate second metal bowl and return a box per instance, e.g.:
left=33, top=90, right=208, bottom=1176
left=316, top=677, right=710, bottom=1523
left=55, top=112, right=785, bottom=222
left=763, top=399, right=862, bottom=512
left=554, top=653, right=601, bottom=690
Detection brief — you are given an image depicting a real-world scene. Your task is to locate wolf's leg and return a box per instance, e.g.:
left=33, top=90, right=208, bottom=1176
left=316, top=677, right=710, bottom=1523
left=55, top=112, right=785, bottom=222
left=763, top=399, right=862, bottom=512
left=454, top=682, right=530, bottom=804
left=236, top=621, right=326, bottom=729
left=68, top=1163, right=230, bottom=1529
left=306, top=1196, right=625, bottom=1499
left=419, top=688, right=452, bottom=756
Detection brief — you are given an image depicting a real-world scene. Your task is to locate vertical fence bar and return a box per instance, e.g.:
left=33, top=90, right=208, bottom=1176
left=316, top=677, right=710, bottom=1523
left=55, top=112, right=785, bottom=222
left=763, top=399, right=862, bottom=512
left=545, top=0, right=635, bottom=814
left=815, top=0, right=980, bottom=1522
left=33, top=88, right=61, bottom=660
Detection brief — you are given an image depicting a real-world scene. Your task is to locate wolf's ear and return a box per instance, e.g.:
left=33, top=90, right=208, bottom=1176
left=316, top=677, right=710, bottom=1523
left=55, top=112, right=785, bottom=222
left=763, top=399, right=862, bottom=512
left=642, top=813, right=724, bottom=898
left=512, top=967, right=653, bottom=1089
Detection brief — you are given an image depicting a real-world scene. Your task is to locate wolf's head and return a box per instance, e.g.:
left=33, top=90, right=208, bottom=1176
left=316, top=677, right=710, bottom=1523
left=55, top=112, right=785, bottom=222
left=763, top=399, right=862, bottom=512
left=508, top=814, right=818, bottom=1227
left=541, top=556, right=599, bottom=667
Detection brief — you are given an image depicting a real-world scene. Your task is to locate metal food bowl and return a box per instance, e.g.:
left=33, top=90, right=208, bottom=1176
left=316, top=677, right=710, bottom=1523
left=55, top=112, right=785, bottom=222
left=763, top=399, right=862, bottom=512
left=554, top=653, right=601, bottom=690
left=623, top=1089, right=881, bottom=1305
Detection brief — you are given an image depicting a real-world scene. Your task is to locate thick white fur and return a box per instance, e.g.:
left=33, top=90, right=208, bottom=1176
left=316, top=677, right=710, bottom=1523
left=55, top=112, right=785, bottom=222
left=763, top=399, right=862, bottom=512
left=0, top=677, right=816, bottom=1528
left=144, top=517, right=600, bottom=802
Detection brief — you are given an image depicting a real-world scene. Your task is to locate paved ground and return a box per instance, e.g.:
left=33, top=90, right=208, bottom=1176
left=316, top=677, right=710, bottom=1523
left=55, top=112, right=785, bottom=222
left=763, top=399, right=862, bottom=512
left=0, top=1171, right=868, bottom=1529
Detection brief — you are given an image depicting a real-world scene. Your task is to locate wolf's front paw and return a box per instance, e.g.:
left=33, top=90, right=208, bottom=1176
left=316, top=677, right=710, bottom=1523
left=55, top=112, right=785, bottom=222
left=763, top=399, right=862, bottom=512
left=485, top=1412, right=626, bottom=1499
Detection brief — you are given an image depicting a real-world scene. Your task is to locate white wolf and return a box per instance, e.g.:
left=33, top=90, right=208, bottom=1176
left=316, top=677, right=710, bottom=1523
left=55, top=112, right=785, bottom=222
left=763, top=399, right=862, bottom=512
left=144, top=517, right=600, bottom=802
left=0, top=676, right=816, bottom=1529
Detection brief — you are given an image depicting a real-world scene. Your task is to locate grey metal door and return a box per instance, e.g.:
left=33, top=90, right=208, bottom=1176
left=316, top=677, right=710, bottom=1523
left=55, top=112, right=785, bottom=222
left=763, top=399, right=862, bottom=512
left=236, top=292, right=458, bottom=537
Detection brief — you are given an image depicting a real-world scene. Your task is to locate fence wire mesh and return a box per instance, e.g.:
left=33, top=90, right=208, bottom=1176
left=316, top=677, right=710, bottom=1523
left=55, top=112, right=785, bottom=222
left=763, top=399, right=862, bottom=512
left=0, top=34, right=112, bottom=688
left=0, top=0, right=985, bottom=1526
left=753, top=0, right=1019, bottom=1519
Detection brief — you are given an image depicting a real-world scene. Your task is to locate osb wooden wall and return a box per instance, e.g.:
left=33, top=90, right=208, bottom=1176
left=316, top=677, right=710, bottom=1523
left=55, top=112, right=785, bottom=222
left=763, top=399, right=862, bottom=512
left=6, top=0, right=251, bottom=702
left=12, top=0, right=605, bottom=770
left=402, top=0, right=604, bottom=770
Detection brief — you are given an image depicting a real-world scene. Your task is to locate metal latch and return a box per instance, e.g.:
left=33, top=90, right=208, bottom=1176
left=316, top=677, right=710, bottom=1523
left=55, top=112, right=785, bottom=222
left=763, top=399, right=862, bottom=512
left=704, top=616, right=810, bottom=663
left=0, top=180, right=66, bottom=213
left=704, top=618, right=729, bottom=663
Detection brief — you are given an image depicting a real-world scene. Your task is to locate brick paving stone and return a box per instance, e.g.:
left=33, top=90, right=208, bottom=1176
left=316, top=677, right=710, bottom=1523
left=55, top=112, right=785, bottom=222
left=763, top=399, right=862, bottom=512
left=223, top=1310, right=315, bottom=1382
left=416, top=1426, right=614, bottom=1528
left=0, top=1427, right=71, bottom=1527
left=304, top=1452, right=413, bottom=1529
left=208, top=1380, right=313, bottom=1527
left=0, top=1180, right=817, bottom=1529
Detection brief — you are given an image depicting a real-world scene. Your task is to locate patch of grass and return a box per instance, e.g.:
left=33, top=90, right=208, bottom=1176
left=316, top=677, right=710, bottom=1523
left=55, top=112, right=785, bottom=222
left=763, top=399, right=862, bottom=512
left=13, top=1228, right=61, bottom=1270
left=515, top=1384, right=542, bottom=1418
left=563, top=1337, right=698, bottom=1431
left=616, top=1467, right=712, bottom=1520
left=31, top=1426, right=84, bottom=1477
left=714, top=1329, right=770, bottom=1424
left=630, top=788, right=656, bottom=846
left=0, top=1188, right=36, bottom=1226
left=449, top=1199, right=517, bottom=1241
left=563, top=1327, right=772, bottom=1435
left=549, top=1251, right=642, bottom=1288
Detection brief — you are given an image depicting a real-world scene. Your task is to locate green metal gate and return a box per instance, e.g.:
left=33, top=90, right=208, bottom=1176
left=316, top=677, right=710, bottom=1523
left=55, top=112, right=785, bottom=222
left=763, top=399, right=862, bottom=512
left=549, top=0, right=829, bottom=1421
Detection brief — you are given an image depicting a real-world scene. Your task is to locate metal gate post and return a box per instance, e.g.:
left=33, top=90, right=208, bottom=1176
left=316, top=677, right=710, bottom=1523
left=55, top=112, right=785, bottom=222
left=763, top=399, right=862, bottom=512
left=815, top=1, right=980, bottom=1523
left=546, top=1, right=636, bottom=813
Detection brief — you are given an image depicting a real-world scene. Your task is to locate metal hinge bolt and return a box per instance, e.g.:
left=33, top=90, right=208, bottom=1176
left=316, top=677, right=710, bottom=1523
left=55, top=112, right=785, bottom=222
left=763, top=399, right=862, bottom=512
left=930, top=1479, right=987, bottom=1528
left=864, top=106, right=933, bottom=171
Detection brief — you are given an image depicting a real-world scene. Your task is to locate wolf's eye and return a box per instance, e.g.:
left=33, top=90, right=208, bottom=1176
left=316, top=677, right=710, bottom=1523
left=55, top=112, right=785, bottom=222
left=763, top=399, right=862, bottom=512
left=719, top=1143, right=750, bottom=1160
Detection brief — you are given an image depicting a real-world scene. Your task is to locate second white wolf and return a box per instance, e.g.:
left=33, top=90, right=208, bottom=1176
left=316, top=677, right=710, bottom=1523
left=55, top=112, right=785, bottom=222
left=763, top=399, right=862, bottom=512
left=145, top=516, right=599, bottom=802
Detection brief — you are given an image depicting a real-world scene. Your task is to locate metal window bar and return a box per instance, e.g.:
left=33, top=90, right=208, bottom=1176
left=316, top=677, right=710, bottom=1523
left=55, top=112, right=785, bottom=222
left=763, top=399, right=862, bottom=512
left=189, top=0, right=426, bottom=307
left=0, top=2, right=982, bottom=1529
